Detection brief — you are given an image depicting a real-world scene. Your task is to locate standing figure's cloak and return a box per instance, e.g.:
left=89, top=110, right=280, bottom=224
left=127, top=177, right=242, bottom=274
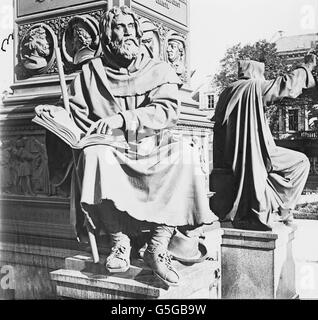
left=67, top=46, right=217, bottom=236
left=213, top=60, right=316, bottom=228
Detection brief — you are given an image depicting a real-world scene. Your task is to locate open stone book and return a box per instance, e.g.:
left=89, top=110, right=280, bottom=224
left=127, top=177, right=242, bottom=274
left=32, top=107, right=129, bottom=150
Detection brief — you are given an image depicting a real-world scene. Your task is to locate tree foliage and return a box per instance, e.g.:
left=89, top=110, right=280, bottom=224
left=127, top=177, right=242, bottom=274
left=213, top=39, right=289, bottom=92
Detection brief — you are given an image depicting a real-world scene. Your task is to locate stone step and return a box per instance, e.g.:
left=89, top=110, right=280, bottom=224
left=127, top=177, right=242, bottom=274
left=50, top=228, right=223, bottom=299
left=51, top=256, right=220, bottom=299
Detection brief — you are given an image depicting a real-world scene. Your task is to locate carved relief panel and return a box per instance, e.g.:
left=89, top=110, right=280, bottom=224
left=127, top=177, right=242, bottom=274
left=165, top=31, right=187, bottom=82
left=0, top=133, right=49, bottom=196
left=62, top=15, right=100, bottom=70
left=0, top=129, right=72, bottom=198
left=17, top=23, right=57, bottom=79
left=137, top=15, right=188, bottom=83
left=139, top=17, right=161, bottom=59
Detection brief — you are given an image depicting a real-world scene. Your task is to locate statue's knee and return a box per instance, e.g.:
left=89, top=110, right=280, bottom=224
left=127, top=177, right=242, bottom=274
left=82, top=145, right=100, bottom=156
left=82, top=145, right=113, bottom=157
left=303, top=155, right=310, bottom=172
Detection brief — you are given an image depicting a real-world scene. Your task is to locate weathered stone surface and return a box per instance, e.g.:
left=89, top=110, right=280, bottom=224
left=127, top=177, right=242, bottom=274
left=0, top=242, right=83, bottom=299
left=221, top=223, right=297, bottom=299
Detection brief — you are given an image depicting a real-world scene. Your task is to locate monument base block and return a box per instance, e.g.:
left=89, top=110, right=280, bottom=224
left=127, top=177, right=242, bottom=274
left=50, top=228, right=223, bottom=299
left=221, top=222, right=297, bottom=299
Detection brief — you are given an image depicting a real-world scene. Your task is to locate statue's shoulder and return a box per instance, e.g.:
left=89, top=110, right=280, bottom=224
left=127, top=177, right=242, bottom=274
left=150, top=59, right=175, bottom=73
left=147, top=59, right=181, bottom=86
left=78, top=56, right=103, bottom=75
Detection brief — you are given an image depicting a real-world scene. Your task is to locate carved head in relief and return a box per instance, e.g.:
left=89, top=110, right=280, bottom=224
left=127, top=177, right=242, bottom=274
left=167, top=37, right=184, bottom=65
left=63, top=15, right=100, bottom=66
left=166, top=33, right=186, bottom=78
left=22, top=26, right=50, bottom=70
left=72, top=24, right=93, bottom=52
left=18, top=23, right=56, bottom=77
left=100, top=6, right=143, bottom=67
left=139, top=17, right=159, bottom=59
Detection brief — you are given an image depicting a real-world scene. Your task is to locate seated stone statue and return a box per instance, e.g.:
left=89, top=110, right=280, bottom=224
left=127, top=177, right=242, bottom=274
left=212, top=56, right=317, bottom=231
left=36, top=6, right=217, bottom=286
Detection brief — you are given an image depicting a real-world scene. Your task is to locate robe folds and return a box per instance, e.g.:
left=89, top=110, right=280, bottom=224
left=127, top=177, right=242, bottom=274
left=213, top=64, right=316, bottom=228
left=67, top=50, right=217, bottom=237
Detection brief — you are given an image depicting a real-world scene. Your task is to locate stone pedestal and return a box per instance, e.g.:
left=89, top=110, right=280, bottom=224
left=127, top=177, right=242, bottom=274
left=0, top=241, right=84, bottom=299
left=50, top=228, right=223, bottom=299
left=221, top=223, right=297, bottom=299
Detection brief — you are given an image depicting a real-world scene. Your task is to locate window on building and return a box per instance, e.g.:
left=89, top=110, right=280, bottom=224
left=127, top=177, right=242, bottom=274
left=288, top=109, right=298, bottom=131
left=207, top=94, right=214, bottom=109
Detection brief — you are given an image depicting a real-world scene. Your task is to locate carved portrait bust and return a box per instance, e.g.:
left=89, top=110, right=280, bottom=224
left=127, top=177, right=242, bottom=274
left=21, top=26, right=50, bottom=71
left=62, top=15, right=100, bottom=67
left=18, top=23, right=56, bottom=77
left=139, top=17, right=160, bottom=59
left=166, top=33, right=186, bottom=81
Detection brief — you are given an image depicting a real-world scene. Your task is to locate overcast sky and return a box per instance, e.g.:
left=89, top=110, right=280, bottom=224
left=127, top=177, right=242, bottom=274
left=0, top=0, right=317, bottom=92
left=189, top=0, right=318, bottom=88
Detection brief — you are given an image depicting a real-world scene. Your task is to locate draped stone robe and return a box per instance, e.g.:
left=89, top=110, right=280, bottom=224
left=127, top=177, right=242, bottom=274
left=66, top=51, right=217, bottom=237
left=213, top=63, right=316, bottom=228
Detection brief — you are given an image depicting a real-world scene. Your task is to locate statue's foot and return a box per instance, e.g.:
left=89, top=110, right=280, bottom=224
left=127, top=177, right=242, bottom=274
left=105, top=242, right=131, bottom=273
left=144, top=245, right=180, bottom=287
left=278, top=208, right=294, bottom=224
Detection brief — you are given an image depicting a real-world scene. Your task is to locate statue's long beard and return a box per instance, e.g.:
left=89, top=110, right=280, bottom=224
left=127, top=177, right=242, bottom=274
left=37, top=46, right=50, bottom=57
left=109, top=38, right=140, bottom=65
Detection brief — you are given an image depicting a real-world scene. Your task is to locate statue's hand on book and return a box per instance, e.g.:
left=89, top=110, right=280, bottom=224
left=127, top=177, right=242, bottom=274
left=86, top=115, right=124, bottom=136
left=35, top=104, right=58, bottom=118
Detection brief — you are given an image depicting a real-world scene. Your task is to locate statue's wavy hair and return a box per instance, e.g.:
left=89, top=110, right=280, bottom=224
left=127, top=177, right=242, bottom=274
left=73, top=25, right=92, bottom=48
left=100, top=5, right=143, bottom=47
left=24, top=26, right=49, bottom=56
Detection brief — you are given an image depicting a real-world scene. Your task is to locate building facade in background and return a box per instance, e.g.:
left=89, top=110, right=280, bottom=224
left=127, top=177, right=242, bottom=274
left=275, top=32, right=318, bottom=137
left=275, top=32, right=318, bottom=192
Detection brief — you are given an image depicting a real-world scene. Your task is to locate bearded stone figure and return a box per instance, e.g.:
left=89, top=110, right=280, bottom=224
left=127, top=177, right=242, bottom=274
left=21, top=26, right=50, bottom=73
left=36, top=6, right=217, bottom=287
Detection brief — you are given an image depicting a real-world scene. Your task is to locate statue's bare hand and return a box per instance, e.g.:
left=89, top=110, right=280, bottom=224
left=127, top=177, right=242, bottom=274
left=86, top=115, right=124, bottom=135
left=35, top=104, right=56, bottom=117
left=304, top=53, right=317, bottom=72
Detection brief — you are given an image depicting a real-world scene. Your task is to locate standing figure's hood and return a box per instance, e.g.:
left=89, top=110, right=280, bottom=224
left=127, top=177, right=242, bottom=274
left=238, top=60, right=265, bottom=80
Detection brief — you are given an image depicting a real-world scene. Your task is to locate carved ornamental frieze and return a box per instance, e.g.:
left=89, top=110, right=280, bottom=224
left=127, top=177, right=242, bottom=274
left=15, top=10, right=104, bottom=78
left=15, top=9, right=188, bottom=83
